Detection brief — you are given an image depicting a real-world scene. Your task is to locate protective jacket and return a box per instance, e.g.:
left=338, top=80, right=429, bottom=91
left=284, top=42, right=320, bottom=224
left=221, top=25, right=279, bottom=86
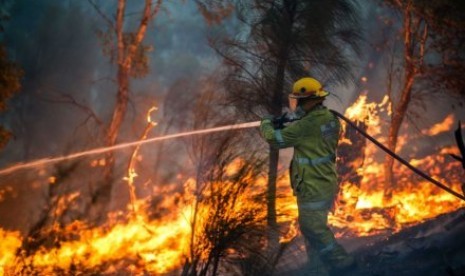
left=260, top=105, right=341, bottom=204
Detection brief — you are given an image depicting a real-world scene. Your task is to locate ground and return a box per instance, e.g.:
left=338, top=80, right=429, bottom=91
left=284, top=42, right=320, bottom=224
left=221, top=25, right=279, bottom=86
left=276, top=208, right=465, bottom=276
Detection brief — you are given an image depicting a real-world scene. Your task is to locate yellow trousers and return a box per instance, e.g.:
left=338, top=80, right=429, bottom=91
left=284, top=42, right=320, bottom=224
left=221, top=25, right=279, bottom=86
left=298, top=203, right=354, bottom=275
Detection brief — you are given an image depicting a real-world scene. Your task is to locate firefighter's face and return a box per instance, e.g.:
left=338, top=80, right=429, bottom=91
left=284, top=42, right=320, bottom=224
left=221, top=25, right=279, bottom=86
left=289, top=96, right=324, bottom=113
left=288, top=96, right=299, bottom=112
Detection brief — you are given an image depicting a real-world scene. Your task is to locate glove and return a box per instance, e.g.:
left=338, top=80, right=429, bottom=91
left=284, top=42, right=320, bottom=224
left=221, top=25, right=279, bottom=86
left=262, top=113, right=298, bottom=129
left=272, top=112, right=289, bottom=129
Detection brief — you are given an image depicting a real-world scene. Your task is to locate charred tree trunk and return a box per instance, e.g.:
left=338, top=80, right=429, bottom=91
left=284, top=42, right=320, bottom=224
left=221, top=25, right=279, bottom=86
left=91, top=65, right=130, bottom=211
left=384, top=0, right=427, bottom=199
left=88, top=0, right=162, bottom=220
left=90, top=0, right=129, bottom=218
left=384, top=72, right=414, bottom=198
left=267, top=50, right=288, bottom=247
left=265, top=0, right=295, bottom=257
left=92, top=65, right=129, bottom=209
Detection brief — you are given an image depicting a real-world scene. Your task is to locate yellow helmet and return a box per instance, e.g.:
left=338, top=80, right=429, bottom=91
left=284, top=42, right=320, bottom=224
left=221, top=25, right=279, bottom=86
left=290, top=77, right=329, bottom=99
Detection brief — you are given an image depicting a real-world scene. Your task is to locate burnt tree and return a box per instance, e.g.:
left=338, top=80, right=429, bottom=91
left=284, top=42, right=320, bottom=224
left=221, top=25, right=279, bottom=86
left=382, top=0, right=465, bottom=198
left=88, top=0, right=163, bottom=218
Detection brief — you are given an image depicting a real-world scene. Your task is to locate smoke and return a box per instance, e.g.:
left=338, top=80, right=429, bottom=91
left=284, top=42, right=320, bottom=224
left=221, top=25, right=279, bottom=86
left=0, top=0, right=234, bottom=231
left=0, top=0, right=463, bottom=251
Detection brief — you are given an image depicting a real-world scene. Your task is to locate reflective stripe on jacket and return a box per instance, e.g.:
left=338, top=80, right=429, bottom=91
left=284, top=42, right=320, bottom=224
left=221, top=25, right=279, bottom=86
left=260, top=106, right=341, bottom=202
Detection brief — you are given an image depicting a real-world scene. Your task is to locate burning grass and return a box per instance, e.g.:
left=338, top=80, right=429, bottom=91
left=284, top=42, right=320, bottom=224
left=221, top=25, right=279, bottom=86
left=0, top=95, right=464, bottom=274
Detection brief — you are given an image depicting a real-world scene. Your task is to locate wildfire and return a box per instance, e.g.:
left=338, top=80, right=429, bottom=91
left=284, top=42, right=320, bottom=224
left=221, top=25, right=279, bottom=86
left=0, top=95, right=464, bottom=274
left=0, top=229, right=22, bottom=275
left=0, top=185, right=198, bottom=275
left=422, top=114, right=455, bottom=136
left=328, top=95, right=465, bottom=236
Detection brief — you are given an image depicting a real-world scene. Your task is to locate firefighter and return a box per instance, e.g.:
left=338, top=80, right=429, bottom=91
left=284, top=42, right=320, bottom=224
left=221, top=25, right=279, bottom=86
left=260, top=77, right=356, bottom=275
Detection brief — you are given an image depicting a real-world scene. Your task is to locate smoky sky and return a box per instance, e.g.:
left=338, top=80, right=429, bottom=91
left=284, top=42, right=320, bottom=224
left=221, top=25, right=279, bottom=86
left=0, top=0, right=236, bottom=232
left=0, top=0, right=232, bottom=166
left=0, top=0, right=463, bottom=168
left=0, top=0, right=464, bottom=234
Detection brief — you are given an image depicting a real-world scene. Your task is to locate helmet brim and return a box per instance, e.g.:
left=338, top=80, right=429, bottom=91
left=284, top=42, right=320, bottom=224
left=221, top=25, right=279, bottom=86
left=289, top=90, right=330, bottom=99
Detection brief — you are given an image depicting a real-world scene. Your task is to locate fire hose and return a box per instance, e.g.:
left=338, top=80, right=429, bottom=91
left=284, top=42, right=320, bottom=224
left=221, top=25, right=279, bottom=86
left=272, top=110, right=465, bottom=201
left=0, top=109, right=463, bottom=202
left=330, top=110, right=465, bottom=201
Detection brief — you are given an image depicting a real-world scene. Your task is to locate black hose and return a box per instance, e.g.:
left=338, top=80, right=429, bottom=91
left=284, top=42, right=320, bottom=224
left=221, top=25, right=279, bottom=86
left=330, top=110, right=465, bottom=202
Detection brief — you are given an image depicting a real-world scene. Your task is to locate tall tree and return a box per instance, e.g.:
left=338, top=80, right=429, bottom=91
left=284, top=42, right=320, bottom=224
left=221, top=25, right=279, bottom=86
left=382, top=0, right=465, bottom=198
left=88, top=0, right=163, bottom=215
left=214, top=0, right=361, bottom=246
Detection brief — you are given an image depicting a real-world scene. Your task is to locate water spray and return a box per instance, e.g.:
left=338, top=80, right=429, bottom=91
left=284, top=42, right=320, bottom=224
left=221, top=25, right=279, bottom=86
left=1, top=112, right=463, bottom=202
left=0, top=121, right=261, bottom=176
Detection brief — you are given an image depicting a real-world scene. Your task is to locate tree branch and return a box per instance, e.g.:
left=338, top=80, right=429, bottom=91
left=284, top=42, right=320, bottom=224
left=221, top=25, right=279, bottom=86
left=403, top=0, right=413, bottom=68
left=211, top=43, right=263, bottom=91
left=151, top=0, right=163, bottom=17
left=418, top=20, right=428, bottom=68
left=88, top=0, right=115, bottom=29
left=116, top=0, right=126, bottom=65
left=125, top=0, right=162, bottom=67
left=40, top=93, right=103, bottom=127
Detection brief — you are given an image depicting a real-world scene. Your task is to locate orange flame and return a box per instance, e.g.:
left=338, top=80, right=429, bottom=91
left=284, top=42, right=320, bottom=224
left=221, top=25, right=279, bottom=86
left=422, top=114, right=455, bottom=136
left=0, top=95, right=464, bottom=274
left=328, top=95, right=465, bottom=237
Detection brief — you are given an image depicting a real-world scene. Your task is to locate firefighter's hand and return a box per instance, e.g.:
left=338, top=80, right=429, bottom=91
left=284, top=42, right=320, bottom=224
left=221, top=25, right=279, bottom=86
left=261, top=114, right=283, bottom=129
left=260, top=115, right=275, bottom=132
left=272, top=113, right=288, bottom=129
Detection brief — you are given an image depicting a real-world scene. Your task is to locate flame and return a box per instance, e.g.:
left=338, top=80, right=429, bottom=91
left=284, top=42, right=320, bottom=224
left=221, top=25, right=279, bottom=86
left=0, top=188, right=194, bottom=275
left=0, top=161, right=267, bottom=274
left=0, top=186, right=14, bottom=202
left=328, top=95, right=465, bottom=237
left=422, top=114, right=455, bottom=136
left=125, top=105, right=158, bottom=214
left=48, top=176, right=56, bottom=184
left=0, top=95, right=464, bottom=273
left=25, top=206, right=190, bottom=274
left=0, top=229, right=22, bottom=275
